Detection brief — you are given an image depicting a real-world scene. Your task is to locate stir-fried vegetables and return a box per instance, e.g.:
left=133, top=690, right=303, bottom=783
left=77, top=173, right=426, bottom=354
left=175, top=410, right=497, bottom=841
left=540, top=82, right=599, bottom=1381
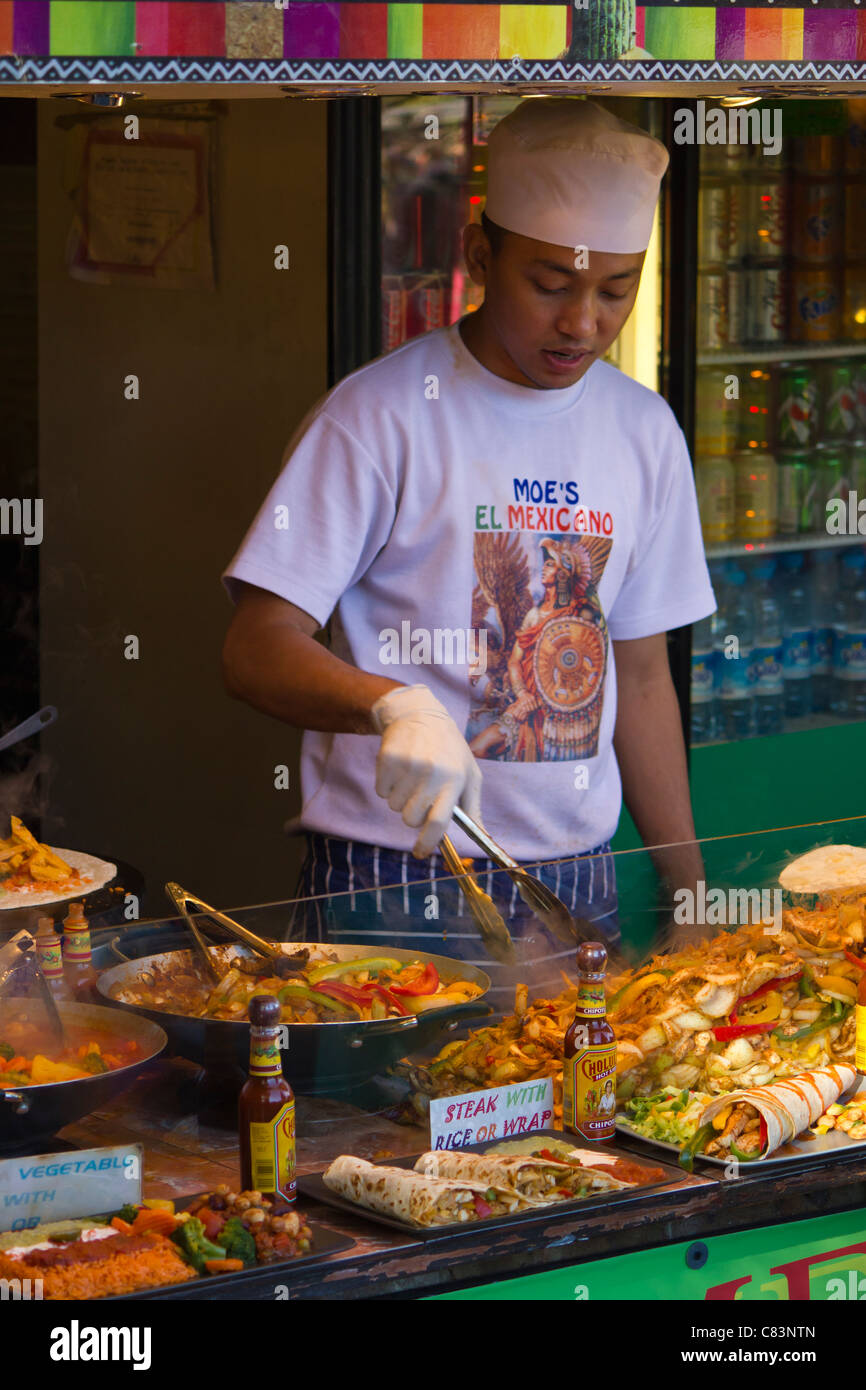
left=113, top=949, right=481, bottom=1024
left=0, top=1030, right=135, bottom=1086
left=406, top=892, right=866, bottom=1125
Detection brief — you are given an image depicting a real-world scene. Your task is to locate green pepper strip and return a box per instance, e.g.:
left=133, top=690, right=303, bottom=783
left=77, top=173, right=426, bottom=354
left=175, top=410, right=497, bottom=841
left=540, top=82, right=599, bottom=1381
left=679, top=1122, right=714, bottom=1172
left=774, top=1002, right=852, bottom=1042
left=277, top=983, right=355, bottom=1015
left=306, top=956, right=403, bottom=986
left=728, top=1141, right=760, bottom=1163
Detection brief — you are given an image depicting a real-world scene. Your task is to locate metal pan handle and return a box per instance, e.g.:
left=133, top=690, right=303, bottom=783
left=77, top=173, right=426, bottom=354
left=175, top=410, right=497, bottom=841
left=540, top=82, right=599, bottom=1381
left=1, top=1090, right=30, bottom=1115
left=346, top=1014, right=418, bottom=1048
left=109, top=935, right=132, bottom=963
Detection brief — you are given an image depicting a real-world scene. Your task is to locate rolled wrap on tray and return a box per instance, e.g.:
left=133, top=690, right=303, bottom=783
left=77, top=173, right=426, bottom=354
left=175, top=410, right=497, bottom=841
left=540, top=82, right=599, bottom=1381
left=699, top=1064, right=857, bottom=1159
left=322, top=1155, right=530, bottom=1226
left=414, top=1150, right=625, bottom=1201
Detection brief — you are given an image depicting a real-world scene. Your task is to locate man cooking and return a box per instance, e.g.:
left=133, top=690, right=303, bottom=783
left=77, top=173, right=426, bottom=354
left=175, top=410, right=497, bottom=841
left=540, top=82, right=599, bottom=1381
left=221, top=99, right=715, bottom=1006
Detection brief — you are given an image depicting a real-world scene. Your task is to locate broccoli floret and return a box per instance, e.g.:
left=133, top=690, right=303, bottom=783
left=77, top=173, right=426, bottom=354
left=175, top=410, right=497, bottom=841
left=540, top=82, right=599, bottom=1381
left=219, top=1216, right=256, bottom=1268
left=0, top=1042, right=13, bottom=1062
left=112, top=1203, right=139, bottom=1225
left=81, top=1051, right=109, bottom=1075
left=171, top=1216, right=226, bottom=1274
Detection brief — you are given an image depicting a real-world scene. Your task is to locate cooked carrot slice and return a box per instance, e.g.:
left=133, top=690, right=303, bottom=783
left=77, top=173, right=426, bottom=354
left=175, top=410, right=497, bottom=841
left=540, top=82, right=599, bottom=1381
left=204, top=1259, right=244, bottom=1275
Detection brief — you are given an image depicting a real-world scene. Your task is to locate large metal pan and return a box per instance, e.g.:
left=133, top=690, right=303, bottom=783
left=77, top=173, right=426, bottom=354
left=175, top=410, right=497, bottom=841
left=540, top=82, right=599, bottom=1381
left=96, top=940, right=491, bottom=1094
left=0, top=1001, right=167, bottom=1151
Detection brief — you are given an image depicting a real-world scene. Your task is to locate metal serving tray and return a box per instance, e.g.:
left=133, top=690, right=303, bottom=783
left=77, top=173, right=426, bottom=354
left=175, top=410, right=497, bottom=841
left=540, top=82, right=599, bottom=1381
left=616, top=1076, right=866, bottom=1172
left=109, top=1217, right=356, bottom=1300
left=297, top=1130, right=699, bottom=1241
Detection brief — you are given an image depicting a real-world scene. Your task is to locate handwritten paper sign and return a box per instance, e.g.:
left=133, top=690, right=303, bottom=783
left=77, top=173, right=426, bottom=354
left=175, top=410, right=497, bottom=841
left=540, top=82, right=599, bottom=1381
left=429, top=1078, right=555, bottom=1151
left=0, top=1144, right=142, bottom=1234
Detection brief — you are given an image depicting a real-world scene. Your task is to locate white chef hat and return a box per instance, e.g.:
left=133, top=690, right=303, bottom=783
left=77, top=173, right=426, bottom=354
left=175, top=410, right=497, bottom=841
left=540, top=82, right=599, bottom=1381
left=485, top=99, right=670, bottom=255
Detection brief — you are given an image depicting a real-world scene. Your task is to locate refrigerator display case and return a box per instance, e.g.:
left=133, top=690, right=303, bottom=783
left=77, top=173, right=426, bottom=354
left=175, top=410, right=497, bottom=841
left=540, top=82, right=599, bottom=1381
left=691, top=100, right=866, bottom=748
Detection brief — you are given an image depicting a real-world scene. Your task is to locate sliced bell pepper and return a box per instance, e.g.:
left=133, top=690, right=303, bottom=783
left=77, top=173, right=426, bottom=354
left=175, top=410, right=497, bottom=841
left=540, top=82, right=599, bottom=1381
left=306, top=956, right=403, bottom=986
left=313, top=980, right=373, bottom=1007
left=844, top=951, right=866, bottom=972
left=772, top=1002, right=852, bottom=1043
left=814, top=974, right=859, bottom=1001
left=728, top=1141, right=760, bottom=1163
left=736, top=971, right=801, bottom=1006
left=711, top=1021, right=777, bottom=1041
left=730, top=990, right=783, bottom=1027
left=370, top=984, right=410, bottom=1017
left=680, top=1122, right=714, bottom=1172
left=276, top=983, right=355, bottom=1015
left=390, top=962, right=440, bottom=996
left=608, top=971, right=671, bottom=1014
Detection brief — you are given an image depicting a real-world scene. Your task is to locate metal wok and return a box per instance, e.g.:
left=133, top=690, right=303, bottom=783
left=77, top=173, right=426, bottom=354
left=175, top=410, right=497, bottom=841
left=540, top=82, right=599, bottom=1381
left=97, top=940, right=491, bottom=1094
left=0, top=1001, right=167, bottom=1151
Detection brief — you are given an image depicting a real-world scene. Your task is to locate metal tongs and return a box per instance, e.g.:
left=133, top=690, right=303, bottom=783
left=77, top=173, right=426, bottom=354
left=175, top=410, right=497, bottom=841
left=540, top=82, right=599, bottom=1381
left=165, top=882, right=288, bottom=985
left=0, top=929, right=65, bottom=1046
left=439, top=835, right=517, bottom=965
left=451, top=807, right=624, bottom=965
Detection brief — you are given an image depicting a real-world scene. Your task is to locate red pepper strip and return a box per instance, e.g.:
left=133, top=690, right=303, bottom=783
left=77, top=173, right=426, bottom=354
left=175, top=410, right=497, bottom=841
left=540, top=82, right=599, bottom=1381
left=736, top=971, right=801, bottom=1006
left=371, top=984, right=410, bottom=1017
left=390, top=962, right=440, bottom=996
left=472, top=1195, right=492, bottom=1219
left=759, top=1116, right=768, bottom=1153
left=845, top=951, right=866, bottom=972
left=712, top=1021, right=778, bottom=1041
left=313, top=980, right=370, bottom=1007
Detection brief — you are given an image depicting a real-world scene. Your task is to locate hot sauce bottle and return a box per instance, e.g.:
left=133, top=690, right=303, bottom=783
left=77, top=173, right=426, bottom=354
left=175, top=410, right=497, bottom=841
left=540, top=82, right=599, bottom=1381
left=563, top=942, right=617, bottom=1142
left=239, top=994, right=296, bottom=1205
left=62, top=901, right=97, bottom=1001
left=35, top=916, right=72, bottom=1000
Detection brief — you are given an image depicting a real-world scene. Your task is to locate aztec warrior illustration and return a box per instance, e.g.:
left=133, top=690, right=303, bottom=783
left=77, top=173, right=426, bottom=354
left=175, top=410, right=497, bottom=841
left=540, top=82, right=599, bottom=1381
left=467, top=532, right=612, bottom=763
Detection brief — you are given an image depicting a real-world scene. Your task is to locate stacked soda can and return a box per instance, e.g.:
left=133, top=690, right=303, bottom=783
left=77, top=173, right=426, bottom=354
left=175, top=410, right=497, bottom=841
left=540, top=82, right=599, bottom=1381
left=844, top=101, right=866, bottom=344
left=789, top=132, right=844, bottom=344
left=697, top=142, right=791, bottom=351
left=695, top=355, right=866, bottom=544
left=696, top=122, right=866, bottom=350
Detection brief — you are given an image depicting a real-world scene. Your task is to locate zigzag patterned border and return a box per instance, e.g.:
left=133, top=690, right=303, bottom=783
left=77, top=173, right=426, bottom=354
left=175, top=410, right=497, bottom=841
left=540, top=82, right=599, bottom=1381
left=5, top=56, right=866, bottom=83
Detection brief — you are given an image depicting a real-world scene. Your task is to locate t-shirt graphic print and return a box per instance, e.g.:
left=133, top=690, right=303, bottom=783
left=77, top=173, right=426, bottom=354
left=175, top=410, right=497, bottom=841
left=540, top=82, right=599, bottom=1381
left=468, top=530, right=612, bottom=762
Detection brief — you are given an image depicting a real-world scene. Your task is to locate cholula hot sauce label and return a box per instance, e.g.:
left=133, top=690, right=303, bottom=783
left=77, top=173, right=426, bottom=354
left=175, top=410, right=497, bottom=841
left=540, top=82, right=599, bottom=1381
left=563, top=942, right=617, bottom=1142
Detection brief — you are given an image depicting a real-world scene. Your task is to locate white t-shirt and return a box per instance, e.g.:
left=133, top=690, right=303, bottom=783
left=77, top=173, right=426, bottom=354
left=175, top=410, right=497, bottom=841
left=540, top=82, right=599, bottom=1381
left=224, top=320, right=715, bottom=863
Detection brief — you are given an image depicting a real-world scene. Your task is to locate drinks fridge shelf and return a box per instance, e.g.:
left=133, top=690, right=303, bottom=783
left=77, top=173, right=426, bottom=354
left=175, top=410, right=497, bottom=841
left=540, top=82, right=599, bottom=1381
left=690, top=545, right=866, bottom=746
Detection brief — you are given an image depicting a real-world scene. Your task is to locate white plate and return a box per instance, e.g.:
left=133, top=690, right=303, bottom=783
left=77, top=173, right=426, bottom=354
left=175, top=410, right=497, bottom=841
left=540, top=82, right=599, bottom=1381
left=0, top=848, right=116, bottom=910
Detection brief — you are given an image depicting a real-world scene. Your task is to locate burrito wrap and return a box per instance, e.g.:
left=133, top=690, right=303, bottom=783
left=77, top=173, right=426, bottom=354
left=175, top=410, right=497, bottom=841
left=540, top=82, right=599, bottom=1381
left=322, top=1155, right=527, bottom=1226
left=699, top=1065, right=857, bottom=1159
left=414, top=1149, right=619, bottom=1200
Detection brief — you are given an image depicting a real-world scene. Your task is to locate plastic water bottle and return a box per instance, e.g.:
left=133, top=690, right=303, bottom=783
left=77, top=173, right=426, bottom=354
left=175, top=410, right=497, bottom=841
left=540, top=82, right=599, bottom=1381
left=718, top=565, right=755, bottom=738
left=778, top=551, right=813, bottom=719
left=690, top=613, right=717, bottom=742
left=751, top=558, right=784, bottom=735
left=810, top=549, right=837, bottom=712
left=834, top=549, right=866, bottom=718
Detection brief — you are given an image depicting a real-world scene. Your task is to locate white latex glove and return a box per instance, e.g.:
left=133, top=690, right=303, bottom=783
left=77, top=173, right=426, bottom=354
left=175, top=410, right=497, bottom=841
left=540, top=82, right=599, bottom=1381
left=370, top=684, right=482, bottom=858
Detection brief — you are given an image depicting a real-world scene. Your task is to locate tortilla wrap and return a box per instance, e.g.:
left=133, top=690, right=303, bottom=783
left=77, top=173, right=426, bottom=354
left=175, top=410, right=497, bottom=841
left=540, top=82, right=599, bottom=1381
left=414, top=1149, right=624, bottom=1200
left=699, top=1065, right=857, bottom=1159
left=322, top=1156, right=529, bottom=1226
